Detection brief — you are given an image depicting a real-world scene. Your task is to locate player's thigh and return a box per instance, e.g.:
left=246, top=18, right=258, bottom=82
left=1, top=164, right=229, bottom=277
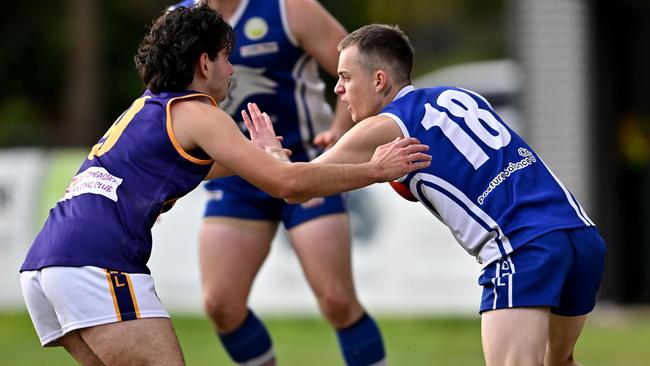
left=289, top=213, right=354, bottom=295
left=58, top=331, right=105, bottom=366
left=80, top=317, right=183, bottom=366
left=545, top=313, right=587, bottom=365
left=481, top=307, right=550, bottom=366
left=199, top=217, right=278, bottom=300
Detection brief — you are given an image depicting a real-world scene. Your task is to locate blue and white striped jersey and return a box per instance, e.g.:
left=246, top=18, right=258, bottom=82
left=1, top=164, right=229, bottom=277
left=380, top=86, right=594, bottom=265
left=170, top=0, right=332, bottom=162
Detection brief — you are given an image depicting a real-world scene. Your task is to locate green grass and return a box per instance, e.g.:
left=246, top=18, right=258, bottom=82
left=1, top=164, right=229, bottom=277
left=1, top=311, right=649, bottom=365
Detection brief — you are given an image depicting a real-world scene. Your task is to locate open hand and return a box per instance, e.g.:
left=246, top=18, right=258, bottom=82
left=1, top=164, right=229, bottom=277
left=370, top=137, right=432, bottom=182
left=241, top=102, right=292, bottom=157
left=313, top=129, right=344, bottom=150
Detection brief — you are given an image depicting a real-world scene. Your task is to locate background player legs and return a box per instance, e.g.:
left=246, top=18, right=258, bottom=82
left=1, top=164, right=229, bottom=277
left=290, top=214, right=386, bottom=366
left=77, top=318, right=184, bottom=366
left=481, top=307, right=549, bottom=366
left=544, top=314, right=587, bottom=366
left=199, top=217, right=277, bottom=363
left=290, top=214, right=362, bottom=328
left=58, top=331, right=105, bottom=366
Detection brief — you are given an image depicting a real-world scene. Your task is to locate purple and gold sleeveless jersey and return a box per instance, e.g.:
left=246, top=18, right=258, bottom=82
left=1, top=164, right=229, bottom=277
left=380, top=86, right=595, bottom=266
left=20, top=90, right=215, bottom=274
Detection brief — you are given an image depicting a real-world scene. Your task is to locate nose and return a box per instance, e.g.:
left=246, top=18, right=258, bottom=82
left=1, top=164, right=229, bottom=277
left=334, top=81, right=344, bottom=96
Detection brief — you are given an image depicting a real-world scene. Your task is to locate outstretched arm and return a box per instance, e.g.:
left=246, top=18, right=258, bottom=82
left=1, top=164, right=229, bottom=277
left=312, top=115, right=408, bottom=165
left=241, top=103, right=429, bottom=202
left=171, top=100, right=429, bottom=200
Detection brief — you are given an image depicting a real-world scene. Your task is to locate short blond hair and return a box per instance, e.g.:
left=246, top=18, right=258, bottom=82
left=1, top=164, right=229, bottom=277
left=338, top=24, right=414, bottom=85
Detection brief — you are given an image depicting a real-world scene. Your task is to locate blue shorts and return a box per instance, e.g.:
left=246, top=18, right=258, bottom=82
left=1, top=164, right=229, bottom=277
left=203, top=175, right=347, bottom=229
left=479, top=226, right=606, bottom=316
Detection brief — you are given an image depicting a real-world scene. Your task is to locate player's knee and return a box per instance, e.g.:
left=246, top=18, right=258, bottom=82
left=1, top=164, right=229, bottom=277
left=202, top=294, right=246, bottom=329
left=317, top=292, right=362, bottom=328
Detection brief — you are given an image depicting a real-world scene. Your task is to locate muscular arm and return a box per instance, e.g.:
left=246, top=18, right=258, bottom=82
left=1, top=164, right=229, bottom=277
left=171, top=100, right=425, bottom=200
left=313, top=115, right=406, bottom=164
left=286, top=0, right=344, bottom=78
left=287, top=0, right=354, bottom=147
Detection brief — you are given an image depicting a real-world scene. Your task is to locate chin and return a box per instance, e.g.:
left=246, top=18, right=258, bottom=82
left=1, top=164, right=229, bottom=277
left=352, top=110, right=371, bottom=122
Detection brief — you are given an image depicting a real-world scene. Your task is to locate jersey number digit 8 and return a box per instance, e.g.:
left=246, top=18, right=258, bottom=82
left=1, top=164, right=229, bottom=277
left=420, top=90, right=511, bottom=169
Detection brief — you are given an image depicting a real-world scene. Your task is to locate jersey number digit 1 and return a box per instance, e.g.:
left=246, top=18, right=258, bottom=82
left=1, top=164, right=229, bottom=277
left=420, top=90, right=511, bottom=169
left=88, top=96, right=151, bottom=160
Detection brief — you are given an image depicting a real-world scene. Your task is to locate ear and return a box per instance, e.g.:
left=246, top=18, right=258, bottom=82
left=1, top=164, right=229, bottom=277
left=374, top=70, right=389, bottom=94
left=196, top=52, right=211, bottom=79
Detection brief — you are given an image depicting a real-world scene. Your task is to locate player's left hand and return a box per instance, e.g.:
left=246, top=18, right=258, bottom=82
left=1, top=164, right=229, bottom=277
left=313, top=128, right=345, bottom=150
left=242, top=102, right=292, bottom=157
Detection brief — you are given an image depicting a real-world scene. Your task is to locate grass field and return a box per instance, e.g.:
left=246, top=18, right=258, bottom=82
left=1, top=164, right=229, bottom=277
left=2, top=309, right=650, bottom=365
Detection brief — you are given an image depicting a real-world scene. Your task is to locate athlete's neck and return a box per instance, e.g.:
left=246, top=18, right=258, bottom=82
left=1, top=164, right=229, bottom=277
left=379, top=83, right=411, bottom=110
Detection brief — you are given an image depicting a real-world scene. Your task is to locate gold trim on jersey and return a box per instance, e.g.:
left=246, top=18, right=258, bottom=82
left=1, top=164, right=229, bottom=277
left=166, top=93, right=217, bottom=165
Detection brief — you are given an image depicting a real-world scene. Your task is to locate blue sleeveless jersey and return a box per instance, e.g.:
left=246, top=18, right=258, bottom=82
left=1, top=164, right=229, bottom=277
left=21, top=90, right=215, bottom=274
left=380, top=86, right=594, bottom=265
left=170, top=0, right=334, bottom=197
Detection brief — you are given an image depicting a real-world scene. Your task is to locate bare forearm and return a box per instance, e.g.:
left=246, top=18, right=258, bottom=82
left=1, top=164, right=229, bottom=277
left=279, top=162, right=380, bottom=201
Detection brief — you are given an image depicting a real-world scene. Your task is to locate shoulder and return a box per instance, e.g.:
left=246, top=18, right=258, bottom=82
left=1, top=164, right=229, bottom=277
left=283, top=0, right=345, bottom=74
left=356, top=115, right=405, bottom=139
left=285, top=0, right=338, bottom=36
left=171, top=95, right=219, bottom=114
left=170, top=97, right=230, bottom=127
left=285, top=0, right=322, bottom=14
left=169, top=97, right=237, bottom=153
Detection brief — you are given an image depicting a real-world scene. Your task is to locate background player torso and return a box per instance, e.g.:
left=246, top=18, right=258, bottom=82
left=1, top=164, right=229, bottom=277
left=21, top=91, right=214, bottom=274
left=222, top=0, right=332, bottom=162
left=380, top=86, right=594, bottom=265
left=198, top=0, right=334, bottom=197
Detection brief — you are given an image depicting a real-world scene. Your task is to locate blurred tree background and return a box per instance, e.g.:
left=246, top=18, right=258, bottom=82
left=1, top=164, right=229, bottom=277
left=0, top=0, right=506, bottom=148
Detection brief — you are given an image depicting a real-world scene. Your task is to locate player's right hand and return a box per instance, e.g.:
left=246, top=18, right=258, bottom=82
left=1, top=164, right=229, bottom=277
left=370, top=137, right=431, bottom=182
left=241, top=103, right=291, bottom=157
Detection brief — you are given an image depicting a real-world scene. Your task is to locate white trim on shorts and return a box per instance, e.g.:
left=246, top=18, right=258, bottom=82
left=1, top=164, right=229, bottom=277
left=20, top=266, right=169, bottom=346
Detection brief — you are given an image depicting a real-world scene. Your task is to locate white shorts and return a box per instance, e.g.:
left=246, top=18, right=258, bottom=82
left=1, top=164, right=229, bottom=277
left=20, top=266, right=169, bottom=346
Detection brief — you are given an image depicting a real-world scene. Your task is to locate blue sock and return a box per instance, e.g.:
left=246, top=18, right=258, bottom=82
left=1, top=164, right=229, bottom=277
left=218, top=310, right=275, bottom=365
left=336, top=313, right=386, bottom=366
